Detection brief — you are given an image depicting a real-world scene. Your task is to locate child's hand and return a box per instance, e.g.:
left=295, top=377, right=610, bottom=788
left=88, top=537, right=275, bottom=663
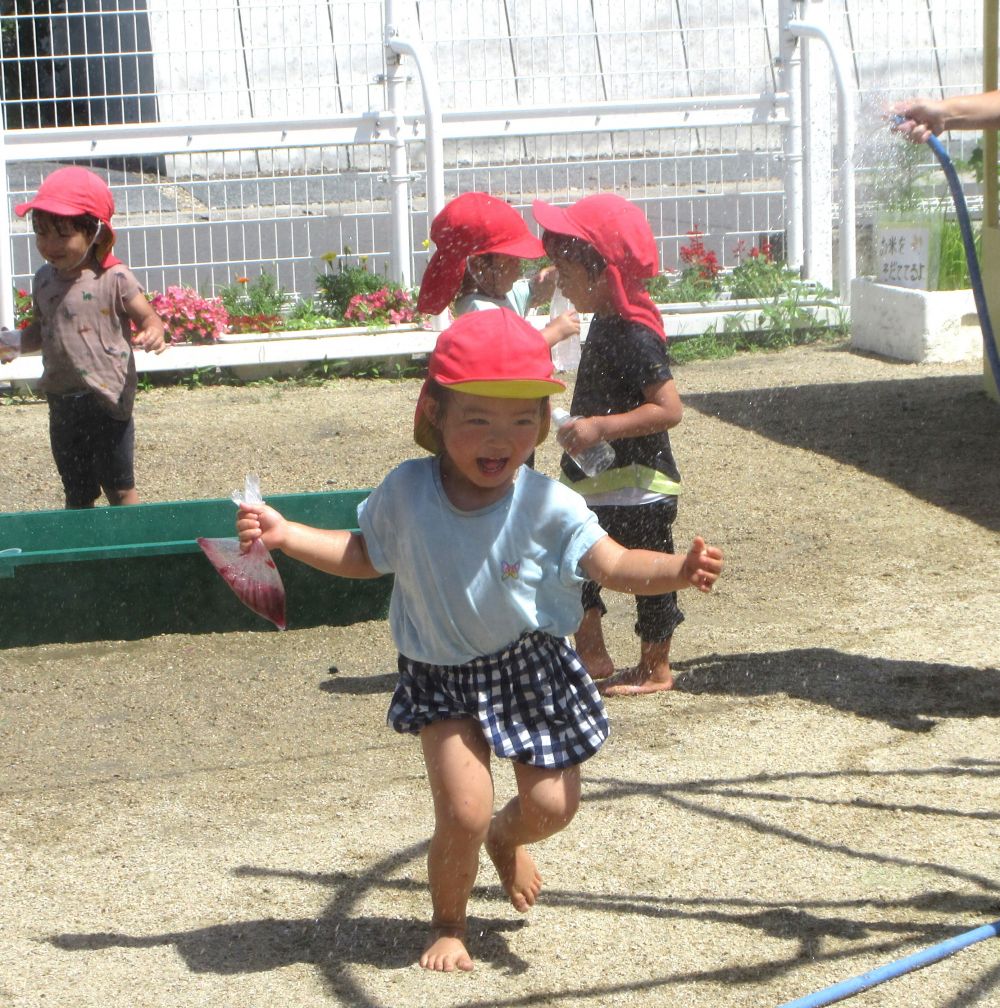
left=237, top=503, right=288, bottom=553
left=540, top=310, right=580, bottom=349
left=555, top=413, right=605, bottom=453
left=681, top=536, right=723, bottom=592
left=551, top=310, right=580, bottom=342
left=132, top=323, right=167, bottom=355
left=0, top=328, right=21, bottom=364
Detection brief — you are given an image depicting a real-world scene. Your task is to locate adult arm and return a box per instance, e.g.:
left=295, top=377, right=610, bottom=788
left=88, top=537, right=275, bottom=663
left=893, top=91, right=1000, bottom=143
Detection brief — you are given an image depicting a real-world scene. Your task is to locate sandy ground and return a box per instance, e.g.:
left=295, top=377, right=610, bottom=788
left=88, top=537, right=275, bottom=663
left=3, top=341, right=1000, bottom=1007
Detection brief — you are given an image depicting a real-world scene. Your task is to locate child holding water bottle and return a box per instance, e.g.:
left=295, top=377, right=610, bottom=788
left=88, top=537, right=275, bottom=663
left=236, top=308, right=723, bottom=972
left=417, top=191, right=579, bottom=352
left=533, top=193, right=686, bottom=697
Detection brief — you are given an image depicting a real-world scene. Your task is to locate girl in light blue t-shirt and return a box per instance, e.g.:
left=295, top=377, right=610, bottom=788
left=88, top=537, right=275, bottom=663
left=236, top=308, right=723, bottom=976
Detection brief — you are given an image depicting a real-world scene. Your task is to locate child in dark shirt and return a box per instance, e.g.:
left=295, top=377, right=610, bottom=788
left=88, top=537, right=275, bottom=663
left=533, top=193, right=685, bottom=696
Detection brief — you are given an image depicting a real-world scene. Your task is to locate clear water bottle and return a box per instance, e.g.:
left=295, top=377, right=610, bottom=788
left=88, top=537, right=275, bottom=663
left=548, top=288, right=581, bottom=372
left=550, top=407, right=616, bottom=477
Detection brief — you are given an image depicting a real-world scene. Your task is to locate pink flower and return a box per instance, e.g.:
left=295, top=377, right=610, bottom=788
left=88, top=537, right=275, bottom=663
left=146, top=286, right=229, bottom=344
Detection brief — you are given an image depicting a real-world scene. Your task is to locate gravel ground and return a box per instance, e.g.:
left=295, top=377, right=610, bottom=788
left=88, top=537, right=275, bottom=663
left=3, top=341, right=1000, bottom=1008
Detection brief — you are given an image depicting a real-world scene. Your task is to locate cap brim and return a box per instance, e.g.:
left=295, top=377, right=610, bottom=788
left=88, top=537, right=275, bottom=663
left=14, top=196, right=116, bottom=239
left=15, top=196, right=82, bottom=219
left=531, top=200, right=589, bottom=241
left=481, top=232, right=546, bottom=259
left=448, top=377, right=564, bottom=397
left=418, top=232, right=546, bottom=314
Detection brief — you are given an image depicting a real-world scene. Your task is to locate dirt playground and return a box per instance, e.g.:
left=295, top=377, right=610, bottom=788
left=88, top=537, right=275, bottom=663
left=2, top=341, right=1000, bottom=1007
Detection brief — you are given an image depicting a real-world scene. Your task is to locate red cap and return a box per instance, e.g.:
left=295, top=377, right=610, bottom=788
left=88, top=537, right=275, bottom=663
left=532, top=193, right=665, bottom=339
left=16, top=167, right=118, bottom=268
left=414, top=308, right=564, bottom=452
left=417, top=193, right=545, bottom=314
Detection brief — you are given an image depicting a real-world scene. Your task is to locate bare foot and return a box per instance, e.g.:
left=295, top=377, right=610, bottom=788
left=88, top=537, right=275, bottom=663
left=598, top=665, right=674, bottom=697
left=485, top=834, right=542, bottom=912
left=576, top=650, right=616, bottom=680
left=600, top=637, right=674, bottom=697
left=420, top=922, right=474, bottom=972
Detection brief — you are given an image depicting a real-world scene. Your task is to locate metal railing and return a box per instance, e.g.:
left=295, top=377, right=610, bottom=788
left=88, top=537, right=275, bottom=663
left=0, top=0, right=985, bottom=330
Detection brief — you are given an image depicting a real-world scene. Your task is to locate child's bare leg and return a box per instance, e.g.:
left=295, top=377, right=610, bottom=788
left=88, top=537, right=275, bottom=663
left=419, top=718, right=494, bottom=972
left=105, top=486, right=139, bottom=506
left=599, top=636, right=674, bottom=697
left=573, top=607, right=615, bottom=679
left=486, top=761, right=581, bottom=912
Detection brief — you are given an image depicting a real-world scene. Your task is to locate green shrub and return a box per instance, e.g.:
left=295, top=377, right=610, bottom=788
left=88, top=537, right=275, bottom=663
left=315, top=250, right=389, bottom=318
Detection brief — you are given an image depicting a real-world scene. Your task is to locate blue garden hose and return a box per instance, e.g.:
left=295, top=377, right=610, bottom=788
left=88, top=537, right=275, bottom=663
left=775, top=127, right=1000, bottom=1008
left=921, top=127, right=1000, bottom=390
left=777, top=919, right=1000, bottom=1008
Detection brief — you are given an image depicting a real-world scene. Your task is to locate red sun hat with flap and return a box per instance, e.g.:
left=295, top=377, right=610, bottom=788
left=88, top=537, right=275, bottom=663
left=16, top=166, right=119, bottom=268
left=414, top=307, right=564, bottom=453
left=417, top=193, right=546, bottom=314
left=532, top=193, right=665, bottom=339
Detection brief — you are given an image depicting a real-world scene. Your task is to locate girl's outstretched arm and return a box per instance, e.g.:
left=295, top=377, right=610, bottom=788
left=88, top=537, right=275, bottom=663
left=580, top=534, right=723, bottom=595
left=237, top=503, right=380, bottom=579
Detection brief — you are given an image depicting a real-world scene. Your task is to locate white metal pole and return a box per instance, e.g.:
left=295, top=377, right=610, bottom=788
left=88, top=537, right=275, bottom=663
left=785, top=14, right=857, bottom=301
left=385, top=30, right=446, bottom=329
left=800, top=0, right=833, bottom=289
left=0, top=126, right=15, bottom=330
left=383, top=2, right=413, bottom=288
left=778, top=0, right=805, bottom=273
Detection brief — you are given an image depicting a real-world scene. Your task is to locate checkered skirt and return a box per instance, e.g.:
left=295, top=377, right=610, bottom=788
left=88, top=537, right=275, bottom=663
left=389, top=631, right=610, bottom=768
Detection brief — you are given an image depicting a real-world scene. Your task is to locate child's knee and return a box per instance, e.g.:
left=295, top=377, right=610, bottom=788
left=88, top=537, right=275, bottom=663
left=522, top=780, right=581, bottom=832
left=436, top=797, right=493, bottom=841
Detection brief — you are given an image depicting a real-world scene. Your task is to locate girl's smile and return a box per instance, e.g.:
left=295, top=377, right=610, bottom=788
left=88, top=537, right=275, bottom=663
left=428, top=389, right=545, bottom=508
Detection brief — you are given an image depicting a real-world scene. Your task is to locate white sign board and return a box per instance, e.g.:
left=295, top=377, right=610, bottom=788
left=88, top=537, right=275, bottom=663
left=876, top=225, right=933, bottom=289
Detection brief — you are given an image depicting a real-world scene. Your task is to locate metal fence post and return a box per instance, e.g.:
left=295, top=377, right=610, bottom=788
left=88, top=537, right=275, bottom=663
left=383, top=1, right=413, bottom=289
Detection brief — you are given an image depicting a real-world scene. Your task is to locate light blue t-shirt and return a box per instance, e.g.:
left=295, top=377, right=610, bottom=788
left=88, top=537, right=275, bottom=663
left=452, top=277, right=533, bottom=318
left=358, top=457, right=606, bottom=665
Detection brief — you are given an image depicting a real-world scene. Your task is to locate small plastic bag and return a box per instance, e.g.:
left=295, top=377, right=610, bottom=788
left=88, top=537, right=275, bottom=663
left=197, top=473, right=287, bottom=629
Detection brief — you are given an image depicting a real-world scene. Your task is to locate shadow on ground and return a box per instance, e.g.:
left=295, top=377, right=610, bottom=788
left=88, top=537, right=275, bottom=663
left=684, top=371, right=1000, bottom=531
left=48, top=847, right=1000, bottom=1007
left=674, top=648, right=1000, bottom=731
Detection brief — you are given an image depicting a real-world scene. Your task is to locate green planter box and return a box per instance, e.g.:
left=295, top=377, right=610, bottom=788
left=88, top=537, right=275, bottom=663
left=0, top=490, right=391, bottom=649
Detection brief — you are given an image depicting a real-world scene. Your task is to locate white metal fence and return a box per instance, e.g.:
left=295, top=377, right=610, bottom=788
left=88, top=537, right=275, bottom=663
left=0, top=0, right=985, bottom=326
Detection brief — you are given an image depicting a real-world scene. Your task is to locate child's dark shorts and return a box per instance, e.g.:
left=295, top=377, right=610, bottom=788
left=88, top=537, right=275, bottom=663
left=48, top=392, right=135, bottom=507
left=582, top=497, right=684, bottom=642
left=389, top=631, right=610, bottom=768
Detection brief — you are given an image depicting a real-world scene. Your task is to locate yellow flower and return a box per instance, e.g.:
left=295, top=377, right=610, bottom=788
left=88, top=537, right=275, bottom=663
left=422, top=239, right=430, bottom=249
left=321, top=251, right=337, bottom=264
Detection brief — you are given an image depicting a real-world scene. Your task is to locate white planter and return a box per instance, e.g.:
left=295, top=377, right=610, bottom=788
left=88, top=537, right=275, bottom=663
left=850, top=278, right=981, bottom=364
left=0, top=324, right=439, bottom=389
